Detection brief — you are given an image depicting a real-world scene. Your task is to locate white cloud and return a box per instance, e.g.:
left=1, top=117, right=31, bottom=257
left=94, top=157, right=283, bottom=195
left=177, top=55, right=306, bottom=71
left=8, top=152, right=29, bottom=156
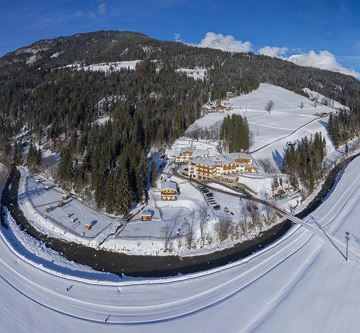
left=288, top=50, right=359, bottom=78
left=258, top=46, right=288, bottom=58
left=73, top=1, right=107, bottom=19
left=174, top=33, right=182, bottom=43
left=193, top=32, right=358, bottom=78
left=98, top=1, right=106, bottom=16
left=197, top=32, right=252, bottom=53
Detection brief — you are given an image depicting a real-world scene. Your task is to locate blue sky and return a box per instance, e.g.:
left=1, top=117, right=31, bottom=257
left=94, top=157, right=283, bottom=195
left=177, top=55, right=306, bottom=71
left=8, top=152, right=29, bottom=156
left=1, top=0, right=360, bottom=75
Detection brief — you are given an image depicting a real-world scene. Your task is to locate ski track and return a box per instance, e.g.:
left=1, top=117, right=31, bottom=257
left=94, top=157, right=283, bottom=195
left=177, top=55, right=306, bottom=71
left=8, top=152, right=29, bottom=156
left=1, top=156, right=360, bottom=331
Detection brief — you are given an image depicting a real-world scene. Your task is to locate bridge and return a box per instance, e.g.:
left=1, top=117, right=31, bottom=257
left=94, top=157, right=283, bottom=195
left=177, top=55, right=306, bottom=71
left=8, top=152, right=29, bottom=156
left=172, top=168, right=358, bottom=262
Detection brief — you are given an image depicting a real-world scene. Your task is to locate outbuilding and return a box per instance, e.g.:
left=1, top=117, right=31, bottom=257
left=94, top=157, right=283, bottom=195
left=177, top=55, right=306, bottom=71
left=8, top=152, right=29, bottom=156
left=160, top=181, right=179, bottom=200
left=141, top=210, right=154, bottom=221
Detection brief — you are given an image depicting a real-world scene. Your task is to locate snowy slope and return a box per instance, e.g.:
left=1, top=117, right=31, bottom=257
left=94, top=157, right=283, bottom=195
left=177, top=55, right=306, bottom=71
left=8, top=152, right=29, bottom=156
left=2, top=155, right=360, bottom=332
left=176, top=67, right=207, bottom=80
left=188, top=83, right=339, bottom=169
left=61, top=60, right=142, bottom=73
left=303, top=87, right=349, bottom=111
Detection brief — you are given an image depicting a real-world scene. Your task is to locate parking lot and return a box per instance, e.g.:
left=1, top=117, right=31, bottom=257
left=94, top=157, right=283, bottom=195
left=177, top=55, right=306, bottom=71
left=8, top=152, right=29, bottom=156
left=196, top=183, right=245, bottom=220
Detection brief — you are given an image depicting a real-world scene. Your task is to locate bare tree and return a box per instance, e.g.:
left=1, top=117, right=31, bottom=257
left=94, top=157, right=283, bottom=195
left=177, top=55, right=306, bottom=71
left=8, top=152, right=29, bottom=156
left=265, top=100, right=274, bottom=114
left=161, top=223, right=173, bottom=251
left=199, top=205, right=208, bottom=245
left=264, top=202, right=275, bottom=226
left=184, top=220, right=193, bottom=249
left=215, top=216, right=233, bottom=242
left=241, top=202, right=249, bottom=226
left=258, top=158, right=276, bottom=174
left=246, top=201, right=260, bottom=227
left=313, top=94, right=320, bottom=108
left=233, top=220, right=244, bottom=238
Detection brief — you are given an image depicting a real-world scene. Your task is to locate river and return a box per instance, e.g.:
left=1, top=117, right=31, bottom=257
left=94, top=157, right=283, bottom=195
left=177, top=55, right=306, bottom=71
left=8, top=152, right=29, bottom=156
left=0, top=155, right=355, bottom=277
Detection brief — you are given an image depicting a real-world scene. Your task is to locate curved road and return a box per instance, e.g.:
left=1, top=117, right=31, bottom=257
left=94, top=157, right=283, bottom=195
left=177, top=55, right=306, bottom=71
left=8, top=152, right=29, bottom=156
left=2, top=157, right=360, bottom=332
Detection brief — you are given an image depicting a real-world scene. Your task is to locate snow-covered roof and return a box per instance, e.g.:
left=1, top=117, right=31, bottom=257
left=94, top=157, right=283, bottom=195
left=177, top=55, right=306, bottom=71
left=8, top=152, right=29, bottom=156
left=191, top=153, right=254, bottom=167
left=191, top=157, right=217, bottom=167
left=161, top=181, right=178, bottom=191
left=142, top=210, right=154, bottom=217
left=227, top=152, right=253, bottom=159
left=180, top=146, right=195, bottom=153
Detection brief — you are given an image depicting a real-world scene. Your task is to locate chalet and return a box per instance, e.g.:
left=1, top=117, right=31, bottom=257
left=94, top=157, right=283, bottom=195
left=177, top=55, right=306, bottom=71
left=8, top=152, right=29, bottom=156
left=188, top=157, right=217, bottom=180
left=228, top=153, right=257, bottom=173
left=141, top=210, right=154, bottom=221
left=160, top=181, right=179, bottom=200
left=214, top=155, right=240, bottom=175
left=175, top=147, right=209, bottom=164
left=188, top=153, right=257, bottom=180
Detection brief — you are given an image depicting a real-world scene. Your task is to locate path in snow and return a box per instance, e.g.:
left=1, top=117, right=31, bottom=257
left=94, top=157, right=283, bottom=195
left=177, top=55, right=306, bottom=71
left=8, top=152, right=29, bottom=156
left=2, top=156, right=360, bottom=332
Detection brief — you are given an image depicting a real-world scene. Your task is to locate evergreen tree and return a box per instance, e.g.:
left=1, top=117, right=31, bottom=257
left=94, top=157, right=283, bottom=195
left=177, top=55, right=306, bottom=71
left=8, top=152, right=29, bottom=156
left=282, top=132, right=326, bottom=192
left=151, top=160, right=157, bottom=187
left=220, top=114, right=250, bottom=152
left=58, top=147, right=73, bottom=184
left=116, top=169, right=131, bottom=215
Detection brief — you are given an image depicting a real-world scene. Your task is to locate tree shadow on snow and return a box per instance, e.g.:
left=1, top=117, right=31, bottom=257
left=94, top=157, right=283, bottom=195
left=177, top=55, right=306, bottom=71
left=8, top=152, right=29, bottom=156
left=272, top=149, right=284, bottom=169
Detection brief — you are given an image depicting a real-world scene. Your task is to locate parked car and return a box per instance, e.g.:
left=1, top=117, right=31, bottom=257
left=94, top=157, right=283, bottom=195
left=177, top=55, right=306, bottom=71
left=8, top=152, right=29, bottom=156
left=224, top=207, right=230, bottom=214
left=213, top=204, right=221, bottom=210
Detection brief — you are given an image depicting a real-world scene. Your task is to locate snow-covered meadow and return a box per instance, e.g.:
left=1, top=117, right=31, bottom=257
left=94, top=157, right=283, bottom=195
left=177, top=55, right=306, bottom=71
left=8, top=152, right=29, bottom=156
left=175, top=67, right=207, bottom=80
left=60, top=60, right=142, bottom=74
left=2, top=153, right=360, bottom=332
left=18, top=83, right=350, bottom=256
left=188, top=83, right=343, bottom=166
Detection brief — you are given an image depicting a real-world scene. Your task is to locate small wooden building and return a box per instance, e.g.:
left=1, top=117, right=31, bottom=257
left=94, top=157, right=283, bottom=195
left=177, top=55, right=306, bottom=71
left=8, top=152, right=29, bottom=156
left=62, top=192, right=71, bottom=200
left=141, top=210, right=154, bottom=221
left=160, top=181, right=179, bottom=200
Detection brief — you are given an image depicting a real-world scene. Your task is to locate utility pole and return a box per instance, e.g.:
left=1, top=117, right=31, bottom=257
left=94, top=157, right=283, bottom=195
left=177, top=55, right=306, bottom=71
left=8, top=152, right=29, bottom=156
left=345, top=232, right=350, bottom=262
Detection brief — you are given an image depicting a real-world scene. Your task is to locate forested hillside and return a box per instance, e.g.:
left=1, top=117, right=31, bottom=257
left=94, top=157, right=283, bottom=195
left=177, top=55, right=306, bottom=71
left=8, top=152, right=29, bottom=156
left=1, top=30, right=360, bottom=213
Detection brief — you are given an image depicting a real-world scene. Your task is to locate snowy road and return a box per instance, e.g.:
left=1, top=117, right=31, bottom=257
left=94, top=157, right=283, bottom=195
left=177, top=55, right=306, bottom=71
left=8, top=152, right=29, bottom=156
left=2, top=157, right=360, bottom=332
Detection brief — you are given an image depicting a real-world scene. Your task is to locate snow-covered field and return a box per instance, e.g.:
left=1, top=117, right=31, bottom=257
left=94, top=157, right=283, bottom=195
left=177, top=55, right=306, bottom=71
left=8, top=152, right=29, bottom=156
left=188, top=83, right=343, bottom=169
left=175, top=67, right=207, bottom=80
left=19, top=169, right=121, bottom=248
left=303, top=87, right=349, bottom=111
left=61, top=60, right=141, bottom=73
left=23, top=166, right=261, bottom=256
left=16, top=83, right=352, bottom=257
left=2, top=153, right=360, bottom=332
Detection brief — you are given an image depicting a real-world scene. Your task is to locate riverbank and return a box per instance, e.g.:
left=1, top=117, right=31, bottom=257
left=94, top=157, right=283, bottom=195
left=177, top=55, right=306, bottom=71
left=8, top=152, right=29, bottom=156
left=1, top=150, right=355, bottom=277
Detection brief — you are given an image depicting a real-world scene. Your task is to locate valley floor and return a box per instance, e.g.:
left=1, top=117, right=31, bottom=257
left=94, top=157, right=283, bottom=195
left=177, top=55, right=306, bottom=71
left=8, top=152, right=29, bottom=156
left=1, top=155, right=360, bottom=332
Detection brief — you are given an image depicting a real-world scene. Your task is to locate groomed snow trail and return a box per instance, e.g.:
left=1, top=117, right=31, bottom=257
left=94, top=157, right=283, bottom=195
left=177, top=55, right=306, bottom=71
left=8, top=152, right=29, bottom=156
left=2, top=157, right=360, bottom=332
